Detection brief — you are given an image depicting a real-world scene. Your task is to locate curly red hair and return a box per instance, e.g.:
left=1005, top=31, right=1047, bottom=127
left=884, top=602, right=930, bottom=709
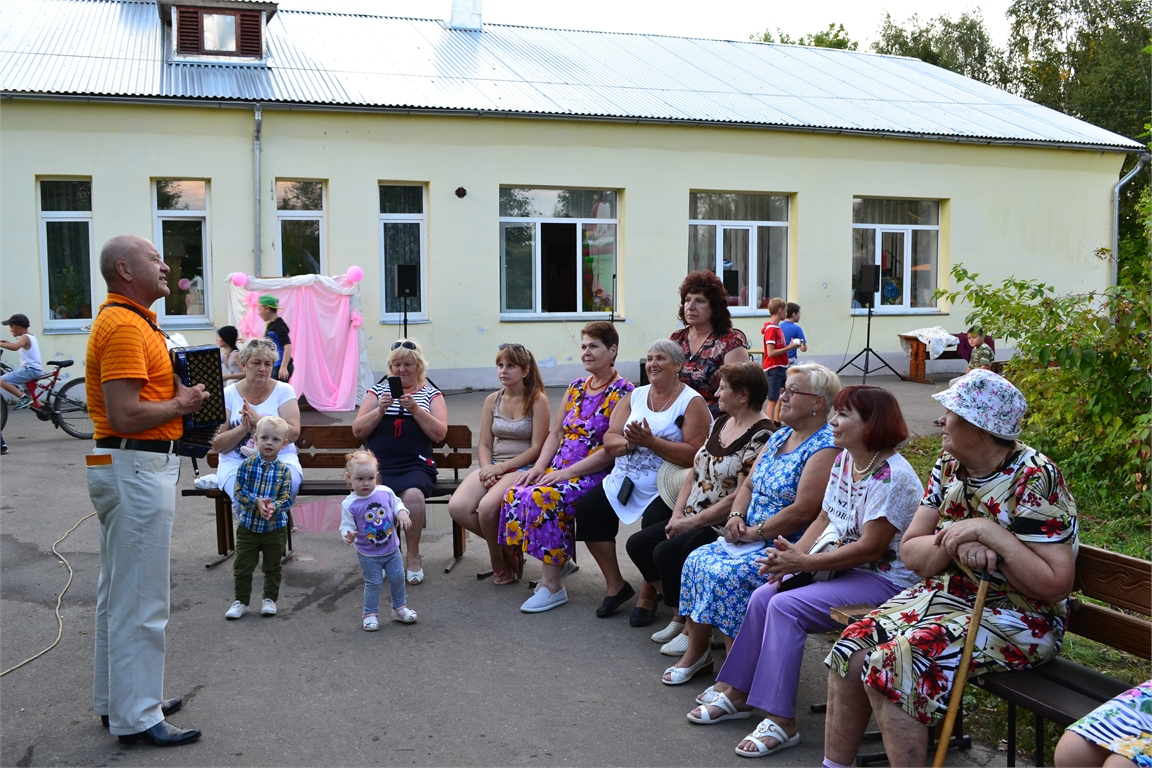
left=677, top=270, right=733, bottom=334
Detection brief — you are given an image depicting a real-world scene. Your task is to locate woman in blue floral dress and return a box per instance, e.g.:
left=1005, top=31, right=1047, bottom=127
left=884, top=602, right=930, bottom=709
left=1057, top=680, right=1152, bottom=767
left=665, top=364, right=841, bottom=685
left=500, top=322, right=633, bottom=614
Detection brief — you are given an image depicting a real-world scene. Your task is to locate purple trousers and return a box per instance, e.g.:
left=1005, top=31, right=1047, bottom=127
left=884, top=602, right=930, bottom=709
left=716, top=569, right=901, bottom=718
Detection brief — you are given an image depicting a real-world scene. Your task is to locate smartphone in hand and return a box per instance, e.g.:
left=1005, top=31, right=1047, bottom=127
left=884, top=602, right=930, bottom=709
left=387, top=376, right=403, bottom=399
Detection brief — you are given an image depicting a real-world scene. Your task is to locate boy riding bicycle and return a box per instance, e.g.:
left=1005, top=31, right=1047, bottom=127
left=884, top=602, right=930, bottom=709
left=1, top=313, right=42, bottom=409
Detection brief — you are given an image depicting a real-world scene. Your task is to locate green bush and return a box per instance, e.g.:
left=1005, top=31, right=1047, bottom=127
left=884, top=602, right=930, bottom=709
left=937, top=266, right=1151, bottom=556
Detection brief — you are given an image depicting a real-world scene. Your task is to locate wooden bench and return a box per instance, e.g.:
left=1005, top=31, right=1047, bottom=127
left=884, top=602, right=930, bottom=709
left=829, top=545, right=1152, bottom=766
left=181, top=424, right=474, bottom=570
left=898, top=332, right=998, bottom=385
left=971, top=545, right=1151, bottom=766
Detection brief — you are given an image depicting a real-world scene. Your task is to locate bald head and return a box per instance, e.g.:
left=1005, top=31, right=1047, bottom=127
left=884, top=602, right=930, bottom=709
left=98, top=235, right=169, bottom=305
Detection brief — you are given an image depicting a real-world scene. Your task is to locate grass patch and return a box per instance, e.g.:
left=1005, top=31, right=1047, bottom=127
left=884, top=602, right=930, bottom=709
left=899, top=435, right=1151, bottom=763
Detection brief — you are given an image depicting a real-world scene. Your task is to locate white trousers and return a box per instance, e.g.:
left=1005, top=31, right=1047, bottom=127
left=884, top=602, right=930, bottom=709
left=87, top=448, right=180, bottom=735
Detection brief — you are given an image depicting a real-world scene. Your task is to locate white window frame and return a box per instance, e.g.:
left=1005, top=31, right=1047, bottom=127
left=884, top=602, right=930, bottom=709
left=687, top=217, right=789, bottom=315
left=38, top=177, right=96, bottom=332
left=851, top=201, right=941, bottom=315
left=274, top=180, right=326, bottom=277
left=379, top=184, right=428, bottom=324
left=152, top=179, right=212, bottom=327
left=498, top=208, right=619, bottom=320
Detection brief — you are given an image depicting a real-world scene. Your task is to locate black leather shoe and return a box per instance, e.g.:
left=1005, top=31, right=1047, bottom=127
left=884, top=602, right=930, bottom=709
left=117, top=720, right=201, bottom=747
left=595, top=582, right=636, bottom=618
left=629, top=605, right=657, bottom=627
left=101, top=698, right=182, bottom=728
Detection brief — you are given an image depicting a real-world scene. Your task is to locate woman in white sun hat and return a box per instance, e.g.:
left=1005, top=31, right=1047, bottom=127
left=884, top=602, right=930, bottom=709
left=822, top=369, right=1079, bottom=768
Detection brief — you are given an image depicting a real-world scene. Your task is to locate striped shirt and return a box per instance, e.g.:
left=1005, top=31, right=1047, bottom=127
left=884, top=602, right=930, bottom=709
left=367, top=381, right=442, bottom=416
left=234, top=454, right=292, bottom=533
left=86, top=294, right=180, bottom=440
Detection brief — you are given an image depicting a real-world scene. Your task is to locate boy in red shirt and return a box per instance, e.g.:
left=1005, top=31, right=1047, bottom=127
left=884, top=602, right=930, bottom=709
left=761, top=298, right=800, bottom=425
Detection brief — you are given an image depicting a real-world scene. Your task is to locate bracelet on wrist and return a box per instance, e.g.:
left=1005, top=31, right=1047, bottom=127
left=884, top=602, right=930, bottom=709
left=727, top=511, right=747, bottom=523
left=758, top=521, right=767, bottom=541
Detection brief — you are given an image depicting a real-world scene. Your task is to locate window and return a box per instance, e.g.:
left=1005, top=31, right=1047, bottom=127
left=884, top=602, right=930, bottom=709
left=154, top=179, right=211, bottom=325
left=688, top=192, right=788, bottom=312
left=851, top=198, right=940, bottom=312
left=275, top=180, right=325, bottom=277
left=499, top=188, right=617, bottom=316
left=379, top=185, right=427, bottom=322
left=175, top=7, right=263, bottom=57
left=39, top=179, right=95, bottom=329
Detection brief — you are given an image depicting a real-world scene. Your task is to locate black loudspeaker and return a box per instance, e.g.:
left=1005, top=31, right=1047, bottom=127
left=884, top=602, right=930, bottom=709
left=858, top=264, right=881, bottom=294
left=395, top=264, right=419, bottom=298
left=722, top=269, right=740, bottom=298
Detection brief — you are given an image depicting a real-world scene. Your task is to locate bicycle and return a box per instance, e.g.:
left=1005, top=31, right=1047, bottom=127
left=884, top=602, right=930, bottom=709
left=0, top=356, right=93, bottom=440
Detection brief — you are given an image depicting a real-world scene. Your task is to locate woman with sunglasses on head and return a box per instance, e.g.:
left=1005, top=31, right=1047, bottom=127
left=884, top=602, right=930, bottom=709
left=501, top=321, right=634, bottom=613
left=352, top=339, right=448, bottom=585
left=448, top=344, right=550, bottom=585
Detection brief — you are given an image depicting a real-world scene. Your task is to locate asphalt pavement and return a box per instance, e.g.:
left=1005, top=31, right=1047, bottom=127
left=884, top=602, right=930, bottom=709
left=0, top=373, right=1017, bottom=767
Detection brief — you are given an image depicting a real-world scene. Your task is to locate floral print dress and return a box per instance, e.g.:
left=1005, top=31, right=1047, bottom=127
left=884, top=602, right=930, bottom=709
left=1067, top=680, right=1152, bottom=767
left=678, top=423, right=836, bottom=637
left=671, top=327, right=748, bottom=415
left=826, top=444, right=1078, bottom=725
left=499, top=376, right=633, bottom=566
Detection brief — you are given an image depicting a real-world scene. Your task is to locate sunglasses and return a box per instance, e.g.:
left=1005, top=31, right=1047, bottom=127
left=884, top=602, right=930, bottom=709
left=391, top=340, right=417, bottom=351
left=498, top=343, right=525, bottom=352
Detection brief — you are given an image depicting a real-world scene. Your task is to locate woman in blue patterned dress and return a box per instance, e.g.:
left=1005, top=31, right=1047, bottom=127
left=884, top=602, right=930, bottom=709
left=1056, top=680, right=1152, bottom=767
left=500, top=321, right=634, bottom=614
left=664, top=364, right=842, bottom=685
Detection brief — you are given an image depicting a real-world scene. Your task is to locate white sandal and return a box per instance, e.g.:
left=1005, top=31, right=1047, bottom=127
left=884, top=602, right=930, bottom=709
left=651, top=619, right=686, bottom=643
left=659, top=632, right=690, bottom=656
left=391, top=606, right=418, bottom=623
left=695, top=684, right=719, bottom=705
left=686, top=691, right=754, bottom=724
left=735, top=718, right=800, bottom=758
left=661, top=653, right=713, bottom=686
left=362, top=615, right=379, bottom=631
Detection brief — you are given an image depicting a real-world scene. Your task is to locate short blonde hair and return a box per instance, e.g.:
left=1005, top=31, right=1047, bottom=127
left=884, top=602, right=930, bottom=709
left=256, top=415, right=289, bottom=438
left=386, top=339, right=427, bottom=388
left=787, top=363, right=841, bottom=416
left=240, top=338, right=278, bottom=365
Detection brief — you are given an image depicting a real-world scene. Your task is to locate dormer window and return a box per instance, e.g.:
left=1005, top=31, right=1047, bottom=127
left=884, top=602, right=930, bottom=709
left=160, top=1, right=276, bottom=59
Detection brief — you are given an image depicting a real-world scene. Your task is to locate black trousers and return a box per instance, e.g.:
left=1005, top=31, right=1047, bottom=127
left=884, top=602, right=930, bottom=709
left=574, top=484, right=671, bottom=542
left=627, top=517, right=717, bottom=608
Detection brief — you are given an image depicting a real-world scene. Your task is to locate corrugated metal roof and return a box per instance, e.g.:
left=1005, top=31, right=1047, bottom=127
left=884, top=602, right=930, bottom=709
left=0, top=0, right=1140, bottom=150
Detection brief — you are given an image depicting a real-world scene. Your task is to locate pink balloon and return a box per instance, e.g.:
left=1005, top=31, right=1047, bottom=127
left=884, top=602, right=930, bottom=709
left=231, top=273, right=248, bottom=287
left=177, top=277, right=191, bottom=291
left=346, top=265, right=364, bottom=283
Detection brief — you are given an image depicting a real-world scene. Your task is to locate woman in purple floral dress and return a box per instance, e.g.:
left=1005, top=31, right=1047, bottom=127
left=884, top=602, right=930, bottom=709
left=501, top=321, right=634, bottom=613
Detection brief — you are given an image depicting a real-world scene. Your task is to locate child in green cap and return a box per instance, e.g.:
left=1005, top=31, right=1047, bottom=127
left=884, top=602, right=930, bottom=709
left=257, top=295, right=293, bottom=381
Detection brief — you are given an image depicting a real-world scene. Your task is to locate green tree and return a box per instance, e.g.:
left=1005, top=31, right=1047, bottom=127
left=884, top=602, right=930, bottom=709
left=750, top=23, right=858, bottom=50
left=1006, top=0, right=1151, bottom=249
left=871, top=11, right=1008, bottom=85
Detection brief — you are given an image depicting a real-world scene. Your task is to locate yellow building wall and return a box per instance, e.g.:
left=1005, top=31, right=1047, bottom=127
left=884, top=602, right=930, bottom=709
left=1, top=99, right=1125, bottom=391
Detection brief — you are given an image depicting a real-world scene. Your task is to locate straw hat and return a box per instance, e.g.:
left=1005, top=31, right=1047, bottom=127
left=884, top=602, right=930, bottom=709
left=657, top=461, right=692, bottom=509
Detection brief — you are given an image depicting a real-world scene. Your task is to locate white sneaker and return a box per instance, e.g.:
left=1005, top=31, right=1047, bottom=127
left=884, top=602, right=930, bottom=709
left=520, top=585, right=568, bottom=613
left=225, top=601, right=248, bottom=620
left=660, top=632, right=691, bottom=656
left=261, top=598, right=277, bottom=616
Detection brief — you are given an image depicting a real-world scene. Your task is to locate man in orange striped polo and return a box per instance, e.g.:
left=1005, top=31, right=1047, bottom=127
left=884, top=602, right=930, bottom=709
left=86, top=234, right=207, bottom=747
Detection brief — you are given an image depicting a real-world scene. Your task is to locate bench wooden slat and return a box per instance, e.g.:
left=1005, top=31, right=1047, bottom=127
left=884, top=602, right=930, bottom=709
left=1028, top=657, right=1133, bottom=703
left=295, top=426, right=365, bottom=450
left=433, top=452, right=472, bottom=470
left=830, top=603, right=874, bottom=626
left=973, top=670, right=1103, bottom=728
left=1068, top=600, right=1152, bottom=660
left=1073, top=545, right=1151, bottom=616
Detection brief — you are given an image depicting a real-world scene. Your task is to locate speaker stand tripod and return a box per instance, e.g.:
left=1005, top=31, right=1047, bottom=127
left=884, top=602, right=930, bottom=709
left=401, top=295, right=409, bottom=340
left=837, top=304, right=906, bottom=385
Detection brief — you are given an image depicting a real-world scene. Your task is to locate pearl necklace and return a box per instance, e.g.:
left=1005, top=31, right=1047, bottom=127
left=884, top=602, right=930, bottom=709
left=851, top=450, right=881, bottom=478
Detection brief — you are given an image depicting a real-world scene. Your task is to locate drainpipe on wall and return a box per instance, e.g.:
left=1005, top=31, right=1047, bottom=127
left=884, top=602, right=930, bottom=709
left=253, top=103, right=263, bottom=276
left=1111, top=151, right=1151, bottom=287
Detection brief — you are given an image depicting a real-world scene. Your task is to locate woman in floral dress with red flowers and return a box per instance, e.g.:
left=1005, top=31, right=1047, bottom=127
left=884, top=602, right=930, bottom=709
left=823, top=370, right=1078, bottom=768
left=500, top=321, right=634, bottom=614
left=670, top=270, right=749, bottom=416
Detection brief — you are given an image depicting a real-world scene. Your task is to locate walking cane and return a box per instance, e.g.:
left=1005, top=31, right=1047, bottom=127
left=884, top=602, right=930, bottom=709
left=933, top=567, right=994, bottom=768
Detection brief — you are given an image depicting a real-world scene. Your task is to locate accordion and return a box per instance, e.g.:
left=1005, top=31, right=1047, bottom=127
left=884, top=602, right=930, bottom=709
left=171, top=345, right=227, bottom=460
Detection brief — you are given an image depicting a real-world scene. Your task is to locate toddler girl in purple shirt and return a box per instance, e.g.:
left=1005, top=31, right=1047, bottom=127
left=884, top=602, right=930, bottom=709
left=340, top=451, right=418, bottom=629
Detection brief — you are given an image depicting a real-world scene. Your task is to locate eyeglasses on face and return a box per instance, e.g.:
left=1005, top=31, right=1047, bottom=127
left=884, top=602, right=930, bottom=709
left=498, top=343, right=525, bottom=352
left=391, top=340, right=417, bottom=351
left=781, top=386, right=820, bottom=399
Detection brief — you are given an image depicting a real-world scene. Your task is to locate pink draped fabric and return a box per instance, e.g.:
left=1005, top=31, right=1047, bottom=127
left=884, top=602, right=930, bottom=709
left=238, top=284, right=360, bottom=411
